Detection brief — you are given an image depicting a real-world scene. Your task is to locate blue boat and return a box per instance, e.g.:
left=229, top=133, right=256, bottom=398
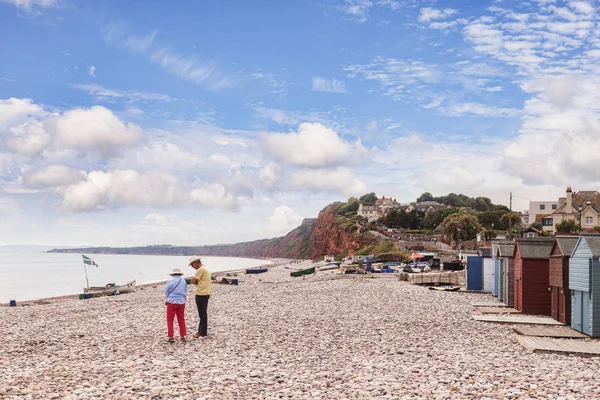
left=246, top=268, right=268, bottom=274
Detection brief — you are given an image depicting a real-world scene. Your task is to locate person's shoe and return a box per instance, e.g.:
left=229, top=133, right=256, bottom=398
left=167, top=337, right=175, bottom=343
left=180, top=336, right=187, bottom=342
left=193, top=333, right=206, bottom=338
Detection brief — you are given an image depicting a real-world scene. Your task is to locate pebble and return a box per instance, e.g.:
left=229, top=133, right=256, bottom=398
left=2, top=260, right=600, bottom=399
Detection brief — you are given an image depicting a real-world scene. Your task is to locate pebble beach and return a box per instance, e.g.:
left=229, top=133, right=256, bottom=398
left=2, top=261, right=600, bottom=400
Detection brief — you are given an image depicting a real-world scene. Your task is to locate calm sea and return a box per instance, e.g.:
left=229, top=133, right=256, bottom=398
left=0, top=253, right=271, bottom=303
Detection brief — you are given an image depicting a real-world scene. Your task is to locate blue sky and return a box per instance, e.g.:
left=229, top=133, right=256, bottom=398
left=1, top=0, right=599, bottom=246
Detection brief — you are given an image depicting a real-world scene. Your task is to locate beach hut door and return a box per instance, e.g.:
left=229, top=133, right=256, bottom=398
left=499, top=261, right=504, bottom=302
left=467, top=256, right=483, bottom=291
left=572, top=290, right=591, bottom=334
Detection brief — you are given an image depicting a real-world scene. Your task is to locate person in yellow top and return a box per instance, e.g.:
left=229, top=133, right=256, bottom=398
left=189, top=256, right=211, bottom=338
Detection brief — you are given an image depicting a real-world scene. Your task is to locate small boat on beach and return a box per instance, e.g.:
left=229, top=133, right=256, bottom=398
left=290, top=266, right=316, bottom=277
left=316, top=262, right=340, bottom=271
left=246, top=268, right=268, bottom=274
left=83, top=280, right=136, bottom=296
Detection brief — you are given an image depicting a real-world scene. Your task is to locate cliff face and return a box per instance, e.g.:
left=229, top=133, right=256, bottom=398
left=50, top=202, right=377, bottom=259
left=196, top=217, right=318, bottom=259
left=308, top=203, right=367, bottom=259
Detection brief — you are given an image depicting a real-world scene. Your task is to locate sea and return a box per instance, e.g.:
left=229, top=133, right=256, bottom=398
left=0, top=252, right=271, bottom=303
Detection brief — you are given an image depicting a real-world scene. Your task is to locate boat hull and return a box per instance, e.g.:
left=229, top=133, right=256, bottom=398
left=83, top=280, right=136, bottom=295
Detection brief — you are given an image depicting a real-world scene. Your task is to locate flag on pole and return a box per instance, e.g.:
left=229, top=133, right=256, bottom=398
left=82, top=255, right=98, bottom=267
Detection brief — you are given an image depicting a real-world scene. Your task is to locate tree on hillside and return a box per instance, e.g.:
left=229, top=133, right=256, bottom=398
left=556, top=219, right=579, bottom=233
left=478, top=210, right=509, bottom=230
left=359, top=192, right=378, bottom=205
left=339, top=197, right=359, bottom=214
left=417, top=192, right=434, bottom=203
left=474, top=197, right=493, bottom=212
left=380, top=209, right=424, bottom=230
left=442, top=212, right=483, bottom=245
left=530, top=222, right=543, bottom=231
left=422, top=207, right=459, bottom=230
left=500, top=211, right=523, bottom=233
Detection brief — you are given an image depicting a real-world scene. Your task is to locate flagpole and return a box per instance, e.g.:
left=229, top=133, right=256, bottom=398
left=84, top=261, right=90, bottom=288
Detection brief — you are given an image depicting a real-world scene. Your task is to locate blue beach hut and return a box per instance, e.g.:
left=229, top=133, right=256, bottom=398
left=570, top=234, right=600, bottom=336
left=491, top=242, right=500, bottom=297
left=491, top=241, right=513, bottom=303
left=495, top=242, right=515, bottom=307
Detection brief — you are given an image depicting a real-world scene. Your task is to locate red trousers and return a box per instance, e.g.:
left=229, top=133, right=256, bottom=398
left=166, top=303, right=186, bottom=337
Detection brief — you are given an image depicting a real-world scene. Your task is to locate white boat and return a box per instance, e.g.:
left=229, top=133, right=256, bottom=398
left=83, top=280, right=136, bottom=295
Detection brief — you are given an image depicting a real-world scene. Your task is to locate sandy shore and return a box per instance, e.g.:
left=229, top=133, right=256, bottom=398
left=2, top=261, right=600, bottom=399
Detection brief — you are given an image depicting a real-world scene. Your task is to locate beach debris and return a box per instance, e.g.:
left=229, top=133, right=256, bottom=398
left=407, top=271, right=459, bottom=285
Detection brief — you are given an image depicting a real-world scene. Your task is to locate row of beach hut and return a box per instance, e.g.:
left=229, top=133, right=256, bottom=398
left=466, top=234, right=600, bottom=337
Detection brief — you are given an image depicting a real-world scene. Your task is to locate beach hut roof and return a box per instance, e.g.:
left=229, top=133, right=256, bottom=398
left=494, top=241, right=514, bottom=258
left=578, top=234, right=600, bottom=257
left=514, top=237, right=554, bottom=259
left=552, top=236, right=579, bottom=257
left=478, top=247, right=492, bottom=258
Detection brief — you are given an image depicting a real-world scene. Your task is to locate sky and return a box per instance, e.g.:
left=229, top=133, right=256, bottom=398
left=1, top=0, right=600, bottom=247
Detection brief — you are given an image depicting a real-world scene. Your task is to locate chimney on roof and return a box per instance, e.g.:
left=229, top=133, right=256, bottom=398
left=566, top=187, right=573, bottom=212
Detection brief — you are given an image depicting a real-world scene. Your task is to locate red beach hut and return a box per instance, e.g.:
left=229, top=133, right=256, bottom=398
left=549, top=236, right=578, bottom=324
left=513, top=237, right=554, bottom=315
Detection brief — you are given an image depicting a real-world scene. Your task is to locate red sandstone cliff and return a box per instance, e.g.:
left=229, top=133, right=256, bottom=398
left=51, top=202, right=376, bottom=259
left=308, top=203, right=371, bottom=259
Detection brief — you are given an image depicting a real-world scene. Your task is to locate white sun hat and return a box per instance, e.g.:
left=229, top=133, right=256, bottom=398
left=170, top=268, right=183, bottom=276
left=188, top=256, right=202, bottom=266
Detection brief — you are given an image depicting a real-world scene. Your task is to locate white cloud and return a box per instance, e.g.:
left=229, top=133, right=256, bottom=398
left=0, top=0, right=59, bottom=11
left=569, top=1, right=594, bottom=16
left=446, top=102, right=520, bottom=117
left=419, top=7, right=458, bottom=22
left=189, top=183, right=237, bottom=210
left=70, top=83, right=173, bottom=103
left=251, top=71, right=289, bottom=98
left=57, top=170, right=236, bottom=212
left=429, top=21, right=458, bottom=29
left=151, top=48, right=232, bottom=90
left=144, top=213, right=168, bottom=224
left=59, top=170, right=182, bottom=211
left=259, top=163, right=280, bottom=188
left=345, top=58, right=439, bottom=102
left=88, top=65, right=97, bottom=79
left=290, top=168, right=367, bottom=196
left=0, top=98, right=46, bottom=131
left=268, top=205, right=303, bottom=235
left=341, top=0, right=373, bottom=23
left=22, top=165, right=85, bottom=188
left=4, top=121, right=50, bottom=156
left=43, top=105, right=143, bottom=157
left=2, top=100, right=144, bottom=158
left=102, top=22, right=157, bottom=53
left=311, top=77, right=348, bottom=93
left=126, top=106, right=144, bottom=115
left=261, top=123, right=366, bottom=167
left=501, top=73, right=600, bottom=184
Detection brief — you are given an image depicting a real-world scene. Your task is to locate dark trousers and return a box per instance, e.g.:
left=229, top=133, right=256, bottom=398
left=195, top=295, right=210, bottom=335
